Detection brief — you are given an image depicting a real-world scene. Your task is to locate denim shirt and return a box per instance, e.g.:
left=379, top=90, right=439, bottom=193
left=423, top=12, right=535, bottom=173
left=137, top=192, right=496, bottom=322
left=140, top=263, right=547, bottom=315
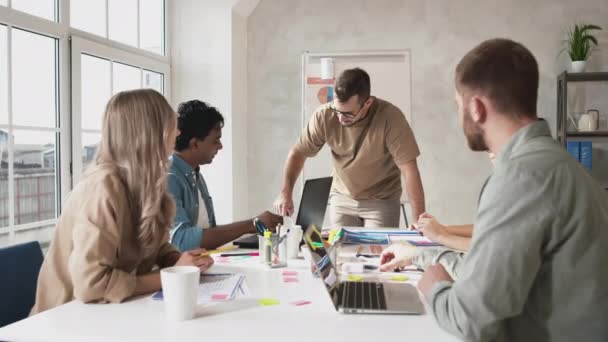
left=168, top=153, right=217, bottom=251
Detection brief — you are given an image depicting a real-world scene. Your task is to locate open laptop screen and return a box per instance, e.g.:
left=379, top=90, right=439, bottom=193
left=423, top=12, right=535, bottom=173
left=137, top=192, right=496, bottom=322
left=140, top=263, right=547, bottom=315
left=295, top=177, right=332, bottom=229
left=303, top=225, right=340, bottom=310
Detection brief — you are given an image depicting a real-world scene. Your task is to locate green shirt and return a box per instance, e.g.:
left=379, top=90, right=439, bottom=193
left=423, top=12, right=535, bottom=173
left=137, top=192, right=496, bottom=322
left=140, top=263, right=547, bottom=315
left=430, top=120, right=608, bottom=342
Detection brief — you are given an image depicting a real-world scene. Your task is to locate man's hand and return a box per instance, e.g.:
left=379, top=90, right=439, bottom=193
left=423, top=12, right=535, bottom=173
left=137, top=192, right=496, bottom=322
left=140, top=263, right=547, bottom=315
left=378, top=244, right=418, bottom=272
left=273, top=192, right=294, bottom=216
left=257, top=211, right=283, bottom=232
left=175, top=248, right=215, bottom=272
left=417, top=264, right=453, bottom=299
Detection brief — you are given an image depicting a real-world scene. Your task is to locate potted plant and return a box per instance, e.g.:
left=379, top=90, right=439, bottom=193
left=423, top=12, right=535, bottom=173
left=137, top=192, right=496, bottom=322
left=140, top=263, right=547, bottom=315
left=563, top=23, right=602, bottom=73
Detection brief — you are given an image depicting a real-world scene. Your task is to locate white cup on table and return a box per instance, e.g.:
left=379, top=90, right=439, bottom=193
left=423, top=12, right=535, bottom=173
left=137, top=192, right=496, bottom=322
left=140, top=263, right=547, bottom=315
left=160, top=266, right=199, bottom=321
left=286, top=224, right=303, bottom=259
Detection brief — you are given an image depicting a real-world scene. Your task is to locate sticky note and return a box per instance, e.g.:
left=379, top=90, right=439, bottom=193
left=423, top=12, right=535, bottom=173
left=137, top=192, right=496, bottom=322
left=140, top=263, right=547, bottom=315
left=216, top=257, right=230, bottom=264
left=328, top=230, right=338, bottom=244
left=347, top=275, right=364, bottom=282
left=282, top=270, right=298, bottom=276
left=211, top=293, right=228, bottom=300
left=258, top=298, right=280, bottom=306
left=283, top=277, right=299, bottom=283
left=290, top=300, right=311, bottom=306
left=390, top=275, right=409, bottom=282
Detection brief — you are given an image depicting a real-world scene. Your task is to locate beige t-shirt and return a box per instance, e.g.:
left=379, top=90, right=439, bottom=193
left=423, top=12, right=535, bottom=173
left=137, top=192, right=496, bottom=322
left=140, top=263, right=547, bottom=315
left=294, top=97, right=420, bottom=200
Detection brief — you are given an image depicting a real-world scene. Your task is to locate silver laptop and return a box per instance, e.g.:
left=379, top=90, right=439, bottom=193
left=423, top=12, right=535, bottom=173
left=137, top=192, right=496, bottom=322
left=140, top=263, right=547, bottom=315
left=304, top=225, right=424, bottom=315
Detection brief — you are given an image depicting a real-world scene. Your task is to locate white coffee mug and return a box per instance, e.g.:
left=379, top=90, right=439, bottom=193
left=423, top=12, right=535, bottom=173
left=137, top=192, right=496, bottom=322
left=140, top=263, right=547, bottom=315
left=286, top=225, right=303, bottom=259
left=160, top=266, right=199, bottom=321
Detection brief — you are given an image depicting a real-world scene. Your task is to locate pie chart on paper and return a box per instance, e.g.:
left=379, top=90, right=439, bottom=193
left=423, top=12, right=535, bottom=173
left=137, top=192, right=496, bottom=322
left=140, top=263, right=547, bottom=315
left=317, top=86, right=334, bottom=104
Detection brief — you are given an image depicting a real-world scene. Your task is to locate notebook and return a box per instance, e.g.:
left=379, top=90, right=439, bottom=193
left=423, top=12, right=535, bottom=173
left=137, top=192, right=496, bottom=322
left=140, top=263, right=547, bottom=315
left=152, top=273, right=245, bottom=302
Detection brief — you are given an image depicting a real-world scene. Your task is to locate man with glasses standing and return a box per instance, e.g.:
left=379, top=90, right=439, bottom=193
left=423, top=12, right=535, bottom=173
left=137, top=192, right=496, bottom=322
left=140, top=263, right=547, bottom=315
left=274, top=68, right=424, bottom=228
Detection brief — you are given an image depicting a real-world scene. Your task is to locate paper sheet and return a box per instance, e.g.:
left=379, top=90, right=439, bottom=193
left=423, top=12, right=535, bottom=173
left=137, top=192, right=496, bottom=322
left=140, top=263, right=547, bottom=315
left=151, top=273, right=246, bottom=303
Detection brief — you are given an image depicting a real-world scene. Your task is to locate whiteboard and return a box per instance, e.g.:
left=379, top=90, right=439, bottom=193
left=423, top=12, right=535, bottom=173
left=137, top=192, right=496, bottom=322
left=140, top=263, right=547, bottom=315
left=299, top=50, right=412, bottom=199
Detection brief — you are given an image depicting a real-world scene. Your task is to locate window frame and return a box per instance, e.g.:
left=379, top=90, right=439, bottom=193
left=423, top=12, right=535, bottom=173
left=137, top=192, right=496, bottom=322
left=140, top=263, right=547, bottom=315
left=70, top=35, right=170, bottom=184
left=0, top=0, right=170, bottom=246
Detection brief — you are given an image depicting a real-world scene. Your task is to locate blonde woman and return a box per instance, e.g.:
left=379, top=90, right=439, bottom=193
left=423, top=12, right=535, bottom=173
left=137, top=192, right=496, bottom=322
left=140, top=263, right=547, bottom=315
left=31, top=89, right=214, bottom=314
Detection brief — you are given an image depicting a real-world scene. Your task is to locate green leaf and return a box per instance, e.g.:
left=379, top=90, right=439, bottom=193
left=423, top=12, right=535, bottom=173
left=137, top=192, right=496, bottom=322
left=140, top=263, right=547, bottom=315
left=582, top=24, right=602, bottom=31
left=582, top=35, right=599, bottom=46
left=563, top=22, right=602, bottom=61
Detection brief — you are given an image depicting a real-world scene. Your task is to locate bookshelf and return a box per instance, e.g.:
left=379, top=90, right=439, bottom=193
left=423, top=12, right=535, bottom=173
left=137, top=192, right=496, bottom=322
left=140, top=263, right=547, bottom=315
left=556, top=71, right=608, bottom=190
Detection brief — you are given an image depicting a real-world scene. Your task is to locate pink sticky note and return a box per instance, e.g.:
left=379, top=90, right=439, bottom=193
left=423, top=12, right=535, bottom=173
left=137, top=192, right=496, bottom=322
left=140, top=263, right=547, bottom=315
left=282, top=270, right=298, bottom=276
left=211, top=293, right=228, bottom=300
left=283, top=277, right=299, bottom=283
left=290, top=300, right=311, bottom=306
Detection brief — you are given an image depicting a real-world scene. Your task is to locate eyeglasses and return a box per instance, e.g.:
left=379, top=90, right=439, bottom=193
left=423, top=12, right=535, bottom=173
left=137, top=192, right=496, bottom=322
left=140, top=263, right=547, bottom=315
left=329, top=97, right=369, bottom=118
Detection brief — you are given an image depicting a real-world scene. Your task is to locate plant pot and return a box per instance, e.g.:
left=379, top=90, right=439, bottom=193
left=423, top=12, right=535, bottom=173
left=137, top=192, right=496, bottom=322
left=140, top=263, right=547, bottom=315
left=571, top=60, right=586, bottom=73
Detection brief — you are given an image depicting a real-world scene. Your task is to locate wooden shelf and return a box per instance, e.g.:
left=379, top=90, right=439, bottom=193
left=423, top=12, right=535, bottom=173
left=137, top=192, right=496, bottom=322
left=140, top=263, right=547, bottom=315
left=557, top=72, right=608, bottom=192
left=559, top=71, right=608, bottom=82
left=565, top=131, right=608, bottom=138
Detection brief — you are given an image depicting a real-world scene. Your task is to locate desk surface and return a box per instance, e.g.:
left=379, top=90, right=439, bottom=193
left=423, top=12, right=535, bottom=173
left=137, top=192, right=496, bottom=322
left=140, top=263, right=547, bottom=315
left=0, top=255, right=458, bottom=342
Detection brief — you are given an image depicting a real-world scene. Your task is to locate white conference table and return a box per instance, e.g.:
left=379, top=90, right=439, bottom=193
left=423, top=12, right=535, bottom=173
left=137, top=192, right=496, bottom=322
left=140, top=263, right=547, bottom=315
left=0, top=251, right=458, bottom=342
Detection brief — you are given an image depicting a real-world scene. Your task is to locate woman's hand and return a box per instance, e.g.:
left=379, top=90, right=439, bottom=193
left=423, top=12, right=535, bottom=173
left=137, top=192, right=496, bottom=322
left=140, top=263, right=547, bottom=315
left=175, top=248, right=215, bottom=272
left=415, top=213, right=447, bottom=243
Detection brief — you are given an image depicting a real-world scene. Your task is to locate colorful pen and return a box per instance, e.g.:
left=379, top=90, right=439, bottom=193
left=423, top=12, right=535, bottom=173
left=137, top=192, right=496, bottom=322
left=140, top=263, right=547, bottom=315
left=219, top=252, right=260, bottom=257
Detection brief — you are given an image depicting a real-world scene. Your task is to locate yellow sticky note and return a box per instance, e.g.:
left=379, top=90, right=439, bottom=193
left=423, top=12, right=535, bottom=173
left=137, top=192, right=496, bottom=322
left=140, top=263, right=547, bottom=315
left=347, top=275, right=364, bottom=282
left=258, top=298, right=280, bottom=306
left=328, top=229, right=339, bottom=244
left=390, top=275, right=409, bottom=282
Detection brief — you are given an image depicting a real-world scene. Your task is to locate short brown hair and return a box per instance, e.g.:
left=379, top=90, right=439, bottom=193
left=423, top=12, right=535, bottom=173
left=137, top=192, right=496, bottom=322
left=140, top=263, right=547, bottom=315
left=335, top=68, right=371, bottom=103
left=456, top=38, right=538, bottom=118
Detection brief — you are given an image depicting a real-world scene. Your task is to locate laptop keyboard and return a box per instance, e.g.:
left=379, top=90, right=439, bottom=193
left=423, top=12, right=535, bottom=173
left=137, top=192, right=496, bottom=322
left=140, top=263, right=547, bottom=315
left=341, top=281, right=387, bottom=310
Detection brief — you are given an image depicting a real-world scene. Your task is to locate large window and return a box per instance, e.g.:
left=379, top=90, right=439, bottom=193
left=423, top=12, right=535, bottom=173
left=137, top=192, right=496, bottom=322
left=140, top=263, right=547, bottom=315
left=0, top=1, right=168, bottom=248
left=69, top=0, right=105, bottom=37
left=0, top=26, right=59, bottom=246
left=78, top=60, right=165, bottom=171
left=1, top=25, right=8, bottom=229
left=73, top=41, right=167, bottom=176
left=9, top=0, right=57, bottom=22
left=71, top=0, right=165, bottom=55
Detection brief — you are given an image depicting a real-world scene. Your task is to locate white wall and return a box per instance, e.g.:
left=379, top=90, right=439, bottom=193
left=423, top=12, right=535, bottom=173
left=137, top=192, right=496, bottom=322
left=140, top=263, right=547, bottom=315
left=231, top=4, right=252, bottom=220
left=170, top=0, right=256, bottom=223
left=171, top=0, right=608, bottom=225
left=246, top=0, right=608, bottom=224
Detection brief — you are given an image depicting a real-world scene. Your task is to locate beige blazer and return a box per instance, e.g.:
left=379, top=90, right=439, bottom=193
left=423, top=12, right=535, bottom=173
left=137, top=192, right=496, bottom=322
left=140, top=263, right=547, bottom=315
left=31, top=167, right=180, bottom=314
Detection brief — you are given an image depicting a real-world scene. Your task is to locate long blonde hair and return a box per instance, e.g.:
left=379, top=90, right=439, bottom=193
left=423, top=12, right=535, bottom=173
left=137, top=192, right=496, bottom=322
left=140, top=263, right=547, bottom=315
left=87, top=89, right=176, bottom=257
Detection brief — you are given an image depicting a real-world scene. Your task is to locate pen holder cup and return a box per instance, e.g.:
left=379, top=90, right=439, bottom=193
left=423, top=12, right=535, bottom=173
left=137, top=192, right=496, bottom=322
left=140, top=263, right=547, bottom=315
left=259, top=234, right=287, bottom=268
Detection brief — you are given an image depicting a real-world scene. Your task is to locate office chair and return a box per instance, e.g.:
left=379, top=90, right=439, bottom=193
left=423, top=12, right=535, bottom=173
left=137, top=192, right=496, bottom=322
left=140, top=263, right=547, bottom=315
left=0, top=241, right=44, bottom=327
